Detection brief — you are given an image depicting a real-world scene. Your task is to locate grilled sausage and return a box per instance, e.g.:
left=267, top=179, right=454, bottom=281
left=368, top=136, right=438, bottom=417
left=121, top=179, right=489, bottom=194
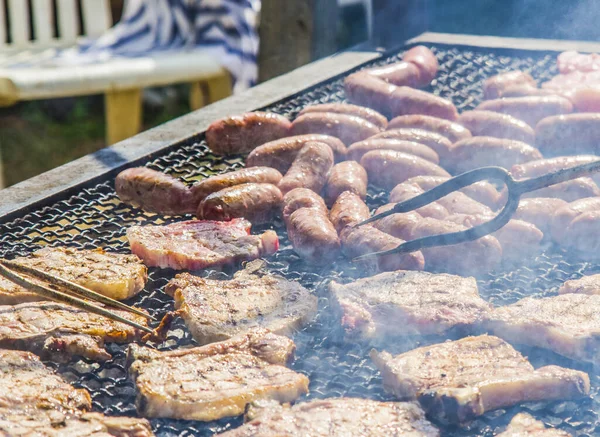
left=550, top=197, right=600, bottom=244
left=286, top=208, right=340, bottom=263
left=369, top=128, right=454, bottom=164
left=344, top=71, right=403, bottom=117
left=299, top=103, right=388, bottom=130
left=324, top=161, right=368, bottom=205
left=190, top=167, right=283, bottom=205
left=361, top=150, right=450, bottom=190
left=246, top=134, right=347, bottom=173
left=197, top=183, right=283, bottom=224
left=560, top=210, right=600, bottom=255
left=389, top=86, right=459, bottom=121
left=513, top=197, right=569, bottom=233
left=500, top=84, right=559, bottom=98
left=511, top=155, right=600, bottom=186
left=388, top=184, right=449, bottom=219
left=476, top=96, right=573, bottom=127
left=206, top=112, right=292, bottom=155
left=570, top=87, right=600, bottom=112
left=282, top=188, right=328, bottom=225
left=535, top=114, right=600, bottom=155
left=457, top=110, right=535, bottom=144
left=404, top=175, right=502, bottom=209
left=278, top=142, right=334, bottom=194
left=115, top=167, right=195, bottom=215
left=347, top=139, right=439, bottom=164
left=372, top=204, right=422, bottom=241
left=402, top=45, right=439, bottom=86
left=329, top=191, right=371, bottom=235
left=387, top=114, right=472, bottom=143
left=483, top=71, right=536, bottom=99
left=290, top=113, right=382, bottom=146
left=446, top=136, right=542, bottom=174
left=362, top=62, right=421, bottom=87
left=521, top=178, right=600, bottom=202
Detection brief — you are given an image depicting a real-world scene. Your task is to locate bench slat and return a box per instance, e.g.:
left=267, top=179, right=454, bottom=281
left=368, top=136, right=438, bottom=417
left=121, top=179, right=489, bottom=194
left=32, top=0, right=53, bottom=44
left=56, top=0, right=79, bottom=44
left=7, top=0, right=30, bottom=46
left=81, top=0, right=111, bottom=38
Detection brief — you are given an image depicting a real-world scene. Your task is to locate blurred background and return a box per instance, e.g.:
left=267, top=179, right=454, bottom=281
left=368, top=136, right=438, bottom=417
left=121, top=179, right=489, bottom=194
left=1, top=0, right=599, bottom=187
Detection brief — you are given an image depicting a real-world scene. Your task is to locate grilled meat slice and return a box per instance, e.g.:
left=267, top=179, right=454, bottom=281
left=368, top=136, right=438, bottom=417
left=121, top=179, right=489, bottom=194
left=371, top=335, right=590, bottom=424
left=216, top=398, right=440, bottom=436
left=330, top=270, right=490, bottom=338
left=0, top=349, right=91, bottom=411
left=165, top=262, right=317, bottom=345
left=128, top=329, right=308, bottom=421
left=127, top=219, right=279, bottom=270
left=2, top=247, right=147, bottom=303
left=0, top=301, right=147, bottom=362
left=0, top=409, right=154, bottom=437
left=497, top=413, right=572, bottom=437
left=559, top=274, right=600, bottom=295
left=485, top=293, right=600, bottom=363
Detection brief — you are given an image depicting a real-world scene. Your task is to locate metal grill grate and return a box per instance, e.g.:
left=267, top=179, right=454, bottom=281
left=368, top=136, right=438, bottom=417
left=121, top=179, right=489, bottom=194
left=1, top=44, right=600, bottom=436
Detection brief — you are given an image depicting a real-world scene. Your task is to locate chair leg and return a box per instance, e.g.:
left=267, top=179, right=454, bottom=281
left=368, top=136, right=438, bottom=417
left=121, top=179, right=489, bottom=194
left=206, top=71, right=233, bottom=104
left=105, top=88, right=142, bottom=145
left=189, top=82, right=205, bottom=111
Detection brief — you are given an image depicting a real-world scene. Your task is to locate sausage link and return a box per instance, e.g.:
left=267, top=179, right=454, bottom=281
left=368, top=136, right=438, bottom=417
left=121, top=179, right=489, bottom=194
left=483, top=71, right=536, bottom=99
left=190, top=167, right=283, bottom=205
left=329, top=191, right=370, bottom=235
left=447, top=136, right=542, bottom=174
left=197, top=183, right=283, bottom=224
left=281, top=188, right=328, bottom=225
left=370, top=128, right=453, bottom=164
left=344, top=71, right=400, bottom=116
left=361, top=150, right=449, bottom=190
left=286, top=208, right=340, bottom=263
left=278, top=142, right=334, bottom=195
left=347, top=139, right=439, bottom=164
left=362, top=62, right=421, bottom=87
left=372, top=204, right=422, bottom=240
left=389, top=86, right=459, bottom=121
left=550, top=197, right=600, bottom=244
left=115, top=167, right=195, bottom=215
left=246, top=134, right=347, bottom=173
left=290, top=112, right=382, bottom=146
left=403, top=45, right=439, bottom=86
left=324, top=161, right=368, bottom=206
left=559, top=210, right=600, bottom=255
left=388, top=184, right=449, bottom=219
left=513, top=197, right=569, bottom=233
left=536, top=114, right=600, bottom=156
left=511, top=155, right=600, bottom=186
left=457, top=110, right=535, bottom=144
left=206, top=112, right=292, bottom=155
left=521, top=178, right=600, bottom=202
left=476, top=96, right=573, bottom=127
left=299, top=103, right=388, bottom=130
left=388, top=114, right=472, bottom=143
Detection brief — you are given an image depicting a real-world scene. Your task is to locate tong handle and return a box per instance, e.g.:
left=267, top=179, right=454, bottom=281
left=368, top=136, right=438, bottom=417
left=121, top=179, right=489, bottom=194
left=515, top=159, right=600, bottom=194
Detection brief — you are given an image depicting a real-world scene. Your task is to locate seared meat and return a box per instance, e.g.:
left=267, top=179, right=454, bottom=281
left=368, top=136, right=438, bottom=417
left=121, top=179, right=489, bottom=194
left=128, top=329, right=308, bottom=421
left=2, top=247, right=147, bottom=303
left=497, top=413, right=572, bottom=437
left=127, top=219, right=279, bottom=270
left=165, top=262, right=317, bottom=345
left=485, top=293, right=600, bottom=363
left=371, top=335, right=590, bottom=424
left=330, top=270, right=489, bottom=338
left=0, top=409, right=154, bottom=437
left=216, top=398, right=440, bottom=436
left=0, top=301, right=147, bottom=362
left=559, top=274, right=600, bottom=295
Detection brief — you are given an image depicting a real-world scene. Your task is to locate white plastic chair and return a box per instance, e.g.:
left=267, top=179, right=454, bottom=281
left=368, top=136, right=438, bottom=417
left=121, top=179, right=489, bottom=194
left=338, top=0, right=373, bottom=40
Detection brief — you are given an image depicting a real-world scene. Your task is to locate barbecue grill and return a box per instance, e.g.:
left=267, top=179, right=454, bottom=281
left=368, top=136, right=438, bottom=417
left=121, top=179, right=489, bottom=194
left=1, top=33, right=600, bottom=436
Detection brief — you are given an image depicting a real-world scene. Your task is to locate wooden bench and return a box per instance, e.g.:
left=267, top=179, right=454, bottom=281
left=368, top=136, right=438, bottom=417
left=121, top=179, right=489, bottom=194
left=0, top=0, right=232, bottom=150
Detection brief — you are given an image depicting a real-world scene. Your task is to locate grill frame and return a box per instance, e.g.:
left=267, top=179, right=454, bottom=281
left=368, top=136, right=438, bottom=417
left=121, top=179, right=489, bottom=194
left=2, top=35, right=600, bottom=436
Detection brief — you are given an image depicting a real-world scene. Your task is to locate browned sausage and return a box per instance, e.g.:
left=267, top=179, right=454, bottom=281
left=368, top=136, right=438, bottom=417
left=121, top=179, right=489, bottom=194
left=476, top=96, right=573, bottom=127
left=246, top=134, right=347, bottom=173
left=281, top=188, right=328, bottom=225
left=387, top=114, right=472, bottom=143
left=372, top=204, right=422, bottom=240
left=361, top=150, right=450, bottom=190
left=457, top=110, right=535, bottom=144
left=206, top=112, right=292, bottom=155
left=404, top=175, right=502, bottom=209
left=483, top=71, right=536, bottom=99
left=329, top=190, right=370, bottom=235
left=447, top=136, right=542, bottom=174
left=550, top=197, right=600, bottom=244
left=389, top=86, right=459, bottom=121
left=513, top=197, right=569, bottom=233
left=403, top=45, right=439, bottom=85
left=197, top=183, right=283, bottom=224
left=299, top=103, right=388, bottom=130
left=347, top=139, right=439, bottom=164
left=290, top=112, right=382, bottom=146
left=324, top=161, right=368, bottom=205
left=511, top=155, right=600, bottom=186
left=190, top=167, right=283, bottom=205
left=344, top=71, right=402, bottom=117
left=388, top=183, right=449, bottom=219
left=500, top=84, right=558, bottom=98
left=369, top=128, right=453, bottom=164
left=115, top=167, right=195, bottom=215
left=278, top=142, right=334, bottom=194
left=362, top=61, right=421, bottom=87
left=536, top=114, right=600, bottom=156
left=286, top=208, right=340, bottom=263
left=560, top=210, right=600, bottom=255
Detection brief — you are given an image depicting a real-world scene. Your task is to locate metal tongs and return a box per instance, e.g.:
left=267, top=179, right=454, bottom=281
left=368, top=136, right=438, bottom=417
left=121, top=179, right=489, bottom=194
left=353, top=160, right=600, bottom=260
left=0, top=259, right=155, bottom=334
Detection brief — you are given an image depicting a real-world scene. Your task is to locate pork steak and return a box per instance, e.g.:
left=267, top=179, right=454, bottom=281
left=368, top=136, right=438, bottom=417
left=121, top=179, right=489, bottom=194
left=497, top=413, right=572, bottom=437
